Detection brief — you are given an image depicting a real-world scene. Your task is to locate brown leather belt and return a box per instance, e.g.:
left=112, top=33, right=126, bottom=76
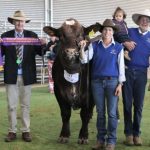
left=99, top=76, right=117, bottom=80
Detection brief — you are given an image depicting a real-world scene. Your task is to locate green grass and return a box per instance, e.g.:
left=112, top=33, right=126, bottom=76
left=0, top=84, right=150, bottom=150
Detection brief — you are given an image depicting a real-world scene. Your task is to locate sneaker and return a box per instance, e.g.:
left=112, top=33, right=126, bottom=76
left=5, top=132, right=17, bottom=142
left=133, top=136, right=142, bottom=146
left=92, top=141, right=105, bottom=150
left=22, top=132, right=32, bottom=142
left=105, top=144, right=115, bottom=150
left=123, top=135, right=134, bottom=146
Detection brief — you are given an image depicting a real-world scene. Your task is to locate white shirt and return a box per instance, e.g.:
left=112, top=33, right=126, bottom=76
left=138, top=28, right=149, bottom=35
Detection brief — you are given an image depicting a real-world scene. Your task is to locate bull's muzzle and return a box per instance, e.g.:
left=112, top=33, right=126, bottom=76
left=64, top=48, right=79, bottom=60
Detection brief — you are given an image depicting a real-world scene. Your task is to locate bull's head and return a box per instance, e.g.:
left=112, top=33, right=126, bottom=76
left=43, top=18, right=101, bottom=73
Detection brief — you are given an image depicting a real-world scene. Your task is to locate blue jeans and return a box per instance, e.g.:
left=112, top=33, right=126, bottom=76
left=91, top=78, right=118, bottom=145
left=122, top=68, right=147, bottom=136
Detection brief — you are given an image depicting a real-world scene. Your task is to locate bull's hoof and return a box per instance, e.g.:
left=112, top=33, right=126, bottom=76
left=57, top=136, right=69, bottom=143
left=78, top=138, right=89, bottom=144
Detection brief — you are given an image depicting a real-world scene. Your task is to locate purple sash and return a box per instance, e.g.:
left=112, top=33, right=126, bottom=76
left=0, top=50, right=3, bottom=71
left=0, top=38, right=42, bottom=71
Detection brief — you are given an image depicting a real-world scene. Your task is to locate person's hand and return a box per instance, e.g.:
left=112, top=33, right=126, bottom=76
left=123, top=41, right=136, bottom=51
left=49, top=44, right=56, bottom=51
left=39, top=38, right=47, bottom=45
left=0, top=38, right=3, bottom=43
left=50, top=36, right=58, bottom=42
left=79, top=40, right=87, bottom=50
left=115, top=84, right=122, bottom=96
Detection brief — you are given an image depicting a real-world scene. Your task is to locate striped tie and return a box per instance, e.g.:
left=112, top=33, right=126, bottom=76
left=16, top=33, right=23, bottom=66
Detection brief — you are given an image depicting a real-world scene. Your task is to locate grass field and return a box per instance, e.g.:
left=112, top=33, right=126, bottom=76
left=0, top=84, right=150, bottom=150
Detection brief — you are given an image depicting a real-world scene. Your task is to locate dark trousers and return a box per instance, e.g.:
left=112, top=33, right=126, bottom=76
left=122, top=68, right=147, bottom=136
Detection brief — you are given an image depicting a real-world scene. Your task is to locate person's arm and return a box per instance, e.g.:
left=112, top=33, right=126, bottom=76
left=44, top=36, right=59, bottom=53
left=79, top=42, right=94, bottom=64
left=115, top=48, right=126, bottom=96
left=0, top=34, right=6, bottom=56
left=43, top=41, right=53, bottom=51
left=31, top=31, right=46, bottom=56
left=118, top=48, right=126, bottom=83
left=123, top=41, right=136, bottom=51
left=0, top=38, right=3, bottom=71
left=0, top=38, right=2, bottom=43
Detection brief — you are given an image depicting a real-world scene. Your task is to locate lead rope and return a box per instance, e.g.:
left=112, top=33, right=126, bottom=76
left=86, top=44, right=90, bottom=109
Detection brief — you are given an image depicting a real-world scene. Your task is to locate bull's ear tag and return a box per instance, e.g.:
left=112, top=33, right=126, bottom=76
left=89, top=29, right=95, bottom=38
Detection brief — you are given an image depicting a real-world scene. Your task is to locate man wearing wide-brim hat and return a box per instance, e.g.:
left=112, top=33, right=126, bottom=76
left=1, top=10, right=46, bottom=142
left=7, top=10, right=31, bottom=24
left=122, top=9, right=150, bottom=146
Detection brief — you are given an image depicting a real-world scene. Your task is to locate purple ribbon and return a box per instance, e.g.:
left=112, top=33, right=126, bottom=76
left=1, top=38, right=42, bottom=46
left=0, top=50, right=3, bottom=71
left=0, top=37, right=42, bottom=71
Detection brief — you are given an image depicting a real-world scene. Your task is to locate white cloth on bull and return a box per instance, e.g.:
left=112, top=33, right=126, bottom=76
left=64, top=70, right=79, bottom=83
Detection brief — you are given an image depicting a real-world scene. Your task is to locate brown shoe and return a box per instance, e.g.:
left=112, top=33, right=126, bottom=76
left=123, top=135, right=134, bottom=146
left=92, top=141, right=105, bottom=150
left=5, top=132, right=17, bottom=142
left=105, top=144, right=115, bottom=150
left=133, top=136, right=142, bottom=146
left=22, top=132, right=32, bottom=142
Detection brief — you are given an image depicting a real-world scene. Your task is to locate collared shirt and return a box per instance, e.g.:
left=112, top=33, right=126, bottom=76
left=99, top=37, right=115, bottom=48
left=80, top=38, right=126, bottom=83
left=15, top=30, right=24, bottom=37
left=138, top=28, right=148, bottom=35
left=15, top=30, right=24, bottom=75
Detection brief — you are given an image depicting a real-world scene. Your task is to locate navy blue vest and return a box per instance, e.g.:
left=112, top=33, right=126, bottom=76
left=91, top=41, right=123, bottom=79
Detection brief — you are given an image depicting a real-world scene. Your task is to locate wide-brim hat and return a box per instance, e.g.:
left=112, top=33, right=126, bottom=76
left=132, top=9, right=150, bottom=25
left=99, top=19, right=119, bottom=33
left=8, top=10, right=30, bottom=24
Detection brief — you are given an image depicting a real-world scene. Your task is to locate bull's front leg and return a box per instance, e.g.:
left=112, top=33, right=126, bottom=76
left=58, top=104, right=71, bottom=143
